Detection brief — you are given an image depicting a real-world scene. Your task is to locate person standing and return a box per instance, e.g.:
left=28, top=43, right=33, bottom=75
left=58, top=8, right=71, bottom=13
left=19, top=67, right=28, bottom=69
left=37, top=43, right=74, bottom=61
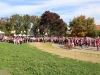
left=96, top=38, right=100, bottom=51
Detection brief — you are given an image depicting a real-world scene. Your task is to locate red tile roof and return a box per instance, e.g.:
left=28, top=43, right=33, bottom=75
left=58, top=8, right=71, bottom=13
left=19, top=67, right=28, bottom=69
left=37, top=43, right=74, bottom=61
left=95, top=25, right=100, bottom=29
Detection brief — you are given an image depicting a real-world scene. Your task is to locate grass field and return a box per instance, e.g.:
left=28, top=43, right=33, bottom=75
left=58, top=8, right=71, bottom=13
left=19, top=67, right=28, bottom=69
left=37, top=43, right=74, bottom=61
left=0, top=42, right=100, bottom=75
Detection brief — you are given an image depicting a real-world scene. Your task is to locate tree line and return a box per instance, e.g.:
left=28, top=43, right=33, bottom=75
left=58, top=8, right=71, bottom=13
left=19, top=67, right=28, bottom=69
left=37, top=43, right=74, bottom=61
left=0, top=10, right=99, bottom=37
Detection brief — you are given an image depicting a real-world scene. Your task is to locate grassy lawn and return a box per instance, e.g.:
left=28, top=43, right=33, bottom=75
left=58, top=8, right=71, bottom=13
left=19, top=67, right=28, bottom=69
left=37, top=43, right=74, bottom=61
left=0, top=42, right=100, bottom=75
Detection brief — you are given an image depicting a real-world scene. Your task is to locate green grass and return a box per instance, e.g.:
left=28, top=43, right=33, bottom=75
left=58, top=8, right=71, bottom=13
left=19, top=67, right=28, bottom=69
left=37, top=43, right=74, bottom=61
left=0, top=42, right=100, bottom=75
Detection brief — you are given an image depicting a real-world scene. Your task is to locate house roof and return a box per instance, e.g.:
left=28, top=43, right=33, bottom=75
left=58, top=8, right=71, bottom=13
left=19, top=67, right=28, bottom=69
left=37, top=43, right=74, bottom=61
left=95, top=25, right=100, bottom=29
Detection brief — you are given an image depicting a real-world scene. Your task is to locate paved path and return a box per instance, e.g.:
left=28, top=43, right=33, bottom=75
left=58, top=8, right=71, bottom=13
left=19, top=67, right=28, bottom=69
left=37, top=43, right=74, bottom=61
left=53, top=44, right=100, bottom=54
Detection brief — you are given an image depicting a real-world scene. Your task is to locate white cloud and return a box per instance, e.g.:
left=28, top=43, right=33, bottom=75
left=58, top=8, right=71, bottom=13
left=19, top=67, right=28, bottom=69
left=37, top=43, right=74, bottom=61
left=0, top=0, right=100, bottom=25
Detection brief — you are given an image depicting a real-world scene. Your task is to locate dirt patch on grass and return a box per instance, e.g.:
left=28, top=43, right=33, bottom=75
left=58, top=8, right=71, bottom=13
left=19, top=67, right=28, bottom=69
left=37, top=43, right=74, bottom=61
left=29, top=42, right=100, bottom=63
left=0, top=68, right=12, bottom=75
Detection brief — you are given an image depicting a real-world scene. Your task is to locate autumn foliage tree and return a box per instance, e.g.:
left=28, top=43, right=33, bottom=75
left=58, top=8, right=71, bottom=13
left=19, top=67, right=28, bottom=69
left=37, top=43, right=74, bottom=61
left=69, top=15, right=95, bottom=37
left=86, top=17, right=95, bottom=37
left=39, top=11, right=67, bottom=37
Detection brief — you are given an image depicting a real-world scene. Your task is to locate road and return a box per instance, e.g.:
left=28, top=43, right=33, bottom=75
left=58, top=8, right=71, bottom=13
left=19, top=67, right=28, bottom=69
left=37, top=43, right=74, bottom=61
left=54, top=44, right=100, bottom=54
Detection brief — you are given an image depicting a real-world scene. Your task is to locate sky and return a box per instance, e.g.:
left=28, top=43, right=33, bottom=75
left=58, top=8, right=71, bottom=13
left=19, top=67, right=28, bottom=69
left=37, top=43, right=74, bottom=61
left=0, top=0, right=100, bottom=25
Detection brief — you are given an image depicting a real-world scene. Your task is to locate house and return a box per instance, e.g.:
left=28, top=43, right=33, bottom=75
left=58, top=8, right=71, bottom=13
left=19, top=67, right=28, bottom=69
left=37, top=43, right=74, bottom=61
left=95, top=25, right=100, bottom=30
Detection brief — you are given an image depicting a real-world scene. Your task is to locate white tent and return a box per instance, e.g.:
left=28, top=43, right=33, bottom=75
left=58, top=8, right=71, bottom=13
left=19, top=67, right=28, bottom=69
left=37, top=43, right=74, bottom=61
left=0, top=31, right=5, bottom=35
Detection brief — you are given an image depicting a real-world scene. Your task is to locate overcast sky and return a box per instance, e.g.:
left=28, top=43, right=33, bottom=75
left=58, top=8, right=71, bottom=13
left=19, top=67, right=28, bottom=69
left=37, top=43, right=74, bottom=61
left=0, top=0, right=100, bottom=25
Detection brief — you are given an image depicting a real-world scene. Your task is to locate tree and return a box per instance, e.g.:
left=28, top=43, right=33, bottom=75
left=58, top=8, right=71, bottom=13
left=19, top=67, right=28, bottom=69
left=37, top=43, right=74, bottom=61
left=11, top=14, right=23, bottom=35
left=91, top=29, right=100, bottom=37
left=0, top=18, right=6, bottom=32
left=0, top=17, right=14, bottom=36
left=69, top=15, right=95, bottom=37
left=30, top=16, right=40, bottom=37
left=39, top=11, right=67, bottom=37
left=23, top=14, right=31, bottom=35
left=85, top=17, right=95, bottom=37
left=4, top=17, right=13, bottom=36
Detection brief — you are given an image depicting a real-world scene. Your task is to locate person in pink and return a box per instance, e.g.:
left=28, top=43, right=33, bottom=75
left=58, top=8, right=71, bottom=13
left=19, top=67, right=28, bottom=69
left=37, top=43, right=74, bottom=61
left=94, top=39, right=96, bottom=47
left=87, top=38, right=90, bottom=47
left=96, top=38, right=100, bottom=51
left=74, top=38, right=77, bottom=47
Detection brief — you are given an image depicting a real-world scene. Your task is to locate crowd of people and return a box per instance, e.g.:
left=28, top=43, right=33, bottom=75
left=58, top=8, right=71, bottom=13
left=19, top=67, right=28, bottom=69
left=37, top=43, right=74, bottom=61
left=0, top=35, right=100, bottom=50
